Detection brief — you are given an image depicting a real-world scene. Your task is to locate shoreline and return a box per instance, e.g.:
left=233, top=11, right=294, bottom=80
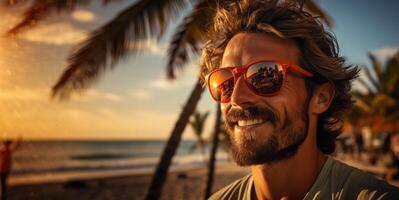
left=8, top=158, right=399, bottom=199
left=9, top=162, right=250, bottom=200
left=10, top=155, right=234, bottom=186
left=9, top=162, right=211, bottom=186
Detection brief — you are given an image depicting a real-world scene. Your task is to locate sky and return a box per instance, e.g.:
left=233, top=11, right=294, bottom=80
left=0, top=0, right=398, bottom=140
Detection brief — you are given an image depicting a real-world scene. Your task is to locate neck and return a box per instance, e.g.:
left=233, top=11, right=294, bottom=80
left=251, top=131, right=327, bottom=200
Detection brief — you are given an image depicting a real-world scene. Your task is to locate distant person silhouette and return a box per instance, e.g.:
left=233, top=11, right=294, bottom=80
left=0, top=138, right=22, bottom=200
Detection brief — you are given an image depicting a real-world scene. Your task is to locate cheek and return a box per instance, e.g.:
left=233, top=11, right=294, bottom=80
left=286, top=78, right=308, bottom=100
left=268, top=97, right=303, bottom=125
left=272, top=79, right=308, bottom=113
left=283, top=89, right=309, bottom=115
left=258, top=97, right=290, bottom=127
left=267, top=97, right=307, bottom=130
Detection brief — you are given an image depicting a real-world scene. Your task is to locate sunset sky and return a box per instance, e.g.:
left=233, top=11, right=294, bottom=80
left=0, top=0, right=398, bottom=140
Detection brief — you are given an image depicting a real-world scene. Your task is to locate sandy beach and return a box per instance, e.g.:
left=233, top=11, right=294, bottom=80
left=8, top=163, right=250, bottom=200
left=7, top=157, right=399, bottom=200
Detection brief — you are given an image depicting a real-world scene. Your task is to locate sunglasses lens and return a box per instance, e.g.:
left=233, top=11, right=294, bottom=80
left=208, top=69, right=234, bottom=102
left=246, top=62, right=284, bottom=94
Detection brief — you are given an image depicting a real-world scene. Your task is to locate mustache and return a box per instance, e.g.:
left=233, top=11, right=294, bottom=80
left=226, top=105, right=278, bottom=126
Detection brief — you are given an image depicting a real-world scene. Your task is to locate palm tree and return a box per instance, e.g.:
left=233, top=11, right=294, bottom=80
left=218, top=119, right=231, bottom=155
left=354, top=52, right=399, bottom=134
left=6, top=0, right=334, bottom=199
left=204, top=104, right=221, bottom=199
left=6, top=0, right=215, bottom=98
left=188, top=107, right=231, bottom=199
left=145, top=79, right=204, bottom=200
left=6, top=0, right=333, bottom=99
left=188, top=110, right=210, bottom=160
left=351, top=52, right=399, bottom=169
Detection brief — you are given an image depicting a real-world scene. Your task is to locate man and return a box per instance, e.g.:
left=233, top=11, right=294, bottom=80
left=0, top=138, right=22, bottom=200
left=200, top=1, right=399, bottom=199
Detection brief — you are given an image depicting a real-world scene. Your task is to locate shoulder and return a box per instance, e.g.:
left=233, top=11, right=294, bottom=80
left=208, top=174, right=252, bottom=200
left=331, top=159, right=399, bottom=199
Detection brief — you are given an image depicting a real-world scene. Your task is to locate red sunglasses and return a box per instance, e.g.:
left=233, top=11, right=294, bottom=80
left=206, top=60, right=313, bottom=103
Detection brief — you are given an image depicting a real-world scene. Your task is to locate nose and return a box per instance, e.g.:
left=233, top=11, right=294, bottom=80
left=230, top=76, right=258, bottom=107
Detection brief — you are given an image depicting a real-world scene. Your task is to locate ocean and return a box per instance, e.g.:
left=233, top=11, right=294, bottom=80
left=10, top=140, right=229, bottom=185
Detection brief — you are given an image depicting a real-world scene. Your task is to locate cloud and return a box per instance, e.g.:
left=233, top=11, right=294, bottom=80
left=129, top=89, right=152, bottom=100
left=19, top=23, right=87, bottom=45
left=149, top=78, right=178, bottom=90
left=131, top=39, right=167, bottom=56
left=371, top=46, right=399, bottom=61
left=71, top=89, right=124, bottom=102
left=0, top=88, right=49, bottom=101
left=101, top=92, right=124, bottom=102
left=147, top=64, right=199, bottom=91
left=62, top=108, right=92, bottom=120
left=72, top=9, right=96, bottom=22
left=0, top=87, right=123, bottom=103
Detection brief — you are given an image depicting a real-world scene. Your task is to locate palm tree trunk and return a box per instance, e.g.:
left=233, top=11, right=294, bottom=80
left=204, top=104, right=221, bottom=199
left=145, top=79, right=204, bottom=200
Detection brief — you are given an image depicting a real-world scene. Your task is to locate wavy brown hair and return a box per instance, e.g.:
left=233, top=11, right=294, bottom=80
left=200, top=0, right=359, bottom=154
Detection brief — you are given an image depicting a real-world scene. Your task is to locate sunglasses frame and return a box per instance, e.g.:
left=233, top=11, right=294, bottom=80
left=206, top=60, right=313, bottom=103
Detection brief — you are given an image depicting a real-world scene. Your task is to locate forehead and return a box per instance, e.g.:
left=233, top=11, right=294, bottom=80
left=221, top=33, right=299, bottom=67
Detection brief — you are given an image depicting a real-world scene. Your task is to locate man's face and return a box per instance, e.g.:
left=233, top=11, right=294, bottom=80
left=220, top=33, right=312, bottom=166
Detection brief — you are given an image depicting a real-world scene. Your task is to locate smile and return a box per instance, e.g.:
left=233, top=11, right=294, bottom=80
left=237, top=118, right=265, bottom=127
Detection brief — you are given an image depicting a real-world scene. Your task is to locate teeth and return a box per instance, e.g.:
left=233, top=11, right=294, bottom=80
left=237, top=119, right=264, bottom=126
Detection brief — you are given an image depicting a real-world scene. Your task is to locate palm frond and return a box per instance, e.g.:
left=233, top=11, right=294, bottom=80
left=362, top=66, right=380, bottom=93
left=353, top=97, right=371, bottom=114
left=368, top=52, right=384, bottom=91
left=7, top=0, right=121, bottom=35
left=52, top=0, right=191, bottom=99
left=385, top=53, right=399, bottom=94
left=7, top=0, right=94, bottom=35
left=8, top=0, right=52, bottom=35
left=391, top=53, right=399, bottom=99
left=352, top=52, right=399, bottom=130
left=357, top=78, right=376, bottom=95
left=166, top=0, right=216, bottom=79
left=189, top=110, right=209, bottom=136
left=370, top=94, right=396, bottom=115
left=188, top=109, right=209, bottom=153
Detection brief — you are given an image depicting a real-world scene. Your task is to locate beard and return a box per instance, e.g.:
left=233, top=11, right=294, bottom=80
left=225, top=104, right=309, bottom=166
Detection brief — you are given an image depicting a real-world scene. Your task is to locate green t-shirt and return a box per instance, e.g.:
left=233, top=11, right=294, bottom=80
left=209, top=157, right=399, bottom=199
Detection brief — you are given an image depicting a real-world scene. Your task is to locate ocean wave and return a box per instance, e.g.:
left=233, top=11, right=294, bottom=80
left=70, top=153, right=137, bottom=160
left=10, top=140, right=230, bottom=181
left=12, top=153, right=229, bottom=177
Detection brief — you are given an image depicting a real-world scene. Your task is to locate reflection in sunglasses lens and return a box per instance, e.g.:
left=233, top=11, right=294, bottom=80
left=209, top=70, right=234, bottom=102
left=247, top=62, right=283, bottom=94
left=209, top=62, right=284, bottom=102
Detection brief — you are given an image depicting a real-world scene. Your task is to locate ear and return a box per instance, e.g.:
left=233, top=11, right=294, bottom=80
left=309, top=82, right=335, bottom=114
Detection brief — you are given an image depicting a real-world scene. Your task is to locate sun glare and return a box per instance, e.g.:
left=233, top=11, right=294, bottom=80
left=212, top=82, right=218, bottom=88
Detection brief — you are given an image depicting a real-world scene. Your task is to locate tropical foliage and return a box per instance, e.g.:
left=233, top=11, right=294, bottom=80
left=188, top=110, right=210, bottom=155
left=4, top=0, right=334, bottom=199
left=5, top=0, right=333, bottom=99
left=204, top=105, right=221, bottom=199
left=351, top=52, right=399, bottom=133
